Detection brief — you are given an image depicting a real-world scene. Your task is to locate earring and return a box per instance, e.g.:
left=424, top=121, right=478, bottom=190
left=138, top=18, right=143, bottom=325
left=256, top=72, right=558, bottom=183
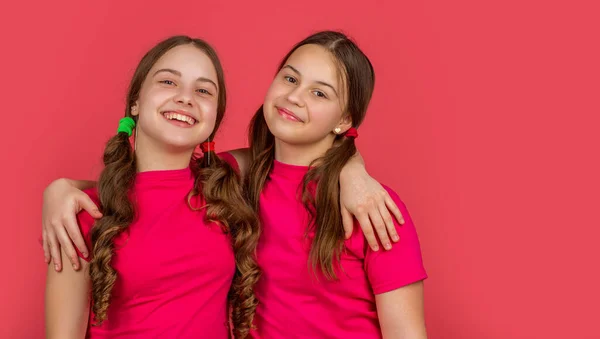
left=334, top=127, right=342, bottom=134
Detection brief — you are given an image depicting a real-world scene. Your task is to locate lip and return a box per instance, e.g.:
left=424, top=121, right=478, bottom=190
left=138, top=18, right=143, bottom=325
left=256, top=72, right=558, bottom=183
left=160, top=109, right=199, bottom=126
left=276, top=106, right=304, bottom=122
left=161, top=109, right=197, bottom=121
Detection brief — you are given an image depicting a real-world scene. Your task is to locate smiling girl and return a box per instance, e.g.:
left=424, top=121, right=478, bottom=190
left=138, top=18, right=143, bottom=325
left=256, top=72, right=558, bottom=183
left=45, top=36, right=259, bottom=338
left=246, top=31, right=428, bottom=338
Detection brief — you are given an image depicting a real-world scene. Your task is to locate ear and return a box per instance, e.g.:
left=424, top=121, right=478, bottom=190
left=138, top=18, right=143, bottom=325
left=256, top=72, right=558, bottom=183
left=334, top=114, right=353, bottom=134
left=131, top=101, right=140, bottom=116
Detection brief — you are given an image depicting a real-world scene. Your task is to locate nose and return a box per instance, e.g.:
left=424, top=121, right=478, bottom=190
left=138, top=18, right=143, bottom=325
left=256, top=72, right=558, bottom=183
left=285, top=86, right=305, bottom=107
left=173, top=86, right=194, bottom=107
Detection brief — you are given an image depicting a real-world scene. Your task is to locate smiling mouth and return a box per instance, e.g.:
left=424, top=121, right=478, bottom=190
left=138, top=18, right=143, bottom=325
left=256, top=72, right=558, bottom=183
left=161, top=111, right=197, bottom=125
left=276, top=107, right=304, bottom=122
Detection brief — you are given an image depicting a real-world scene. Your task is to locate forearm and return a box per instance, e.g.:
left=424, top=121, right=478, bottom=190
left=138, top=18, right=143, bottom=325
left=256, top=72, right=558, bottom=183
left=349, top=150, right=365, bottom=166
left=63, top=178, right=96, bottom=191
left=341, top=150, right=366, bottom=180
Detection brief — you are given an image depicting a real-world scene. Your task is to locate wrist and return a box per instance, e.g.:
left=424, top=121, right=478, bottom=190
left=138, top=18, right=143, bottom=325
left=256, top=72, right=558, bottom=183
left=340, top=160, right=367, bottom=181
left=47, top=178, right=70, bottom=190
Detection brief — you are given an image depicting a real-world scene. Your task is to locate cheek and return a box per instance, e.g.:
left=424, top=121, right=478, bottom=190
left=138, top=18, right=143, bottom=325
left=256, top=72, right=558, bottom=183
left=308, top=102, right=343, bottom=127
left=197, top=100, right=218, bottom=123
left=138, top=86, right=170, bottom=109
left=263, top=81, right=286, bottom=105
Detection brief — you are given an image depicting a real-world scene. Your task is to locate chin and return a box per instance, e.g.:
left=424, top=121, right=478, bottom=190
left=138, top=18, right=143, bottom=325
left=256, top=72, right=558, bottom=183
left=266, top=120, right=292, bottom=138
left=160, top=137, right=199, bottom=151
left=269, top=127, right=309, bottom=145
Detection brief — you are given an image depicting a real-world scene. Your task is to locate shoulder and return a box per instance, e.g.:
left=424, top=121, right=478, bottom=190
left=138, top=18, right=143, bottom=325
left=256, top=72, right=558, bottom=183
left=345, top=183, right=412, bottom=246
left=363, top=185, right=427, bottom=293
left=345, top=182, right=422, bottom=254
left=381, top=184, right=412, bottom=216
left=377, top=183, right=418, bottom=238
left=381, top=185, right=406, bottom=206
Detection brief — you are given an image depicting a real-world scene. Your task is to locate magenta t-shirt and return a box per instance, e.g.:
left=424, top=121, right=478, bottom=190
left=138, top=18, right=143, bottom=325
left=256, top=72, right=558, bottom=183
left=250, top=160, right=427, bottom=338
left=76, top=167, right=235, bottom=338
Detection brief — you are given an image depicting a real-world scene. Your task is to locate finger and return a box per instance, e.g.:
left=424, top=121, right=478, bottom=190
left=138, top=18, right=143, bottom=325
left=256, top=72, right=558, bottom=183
left=79, top=195, right=102, bottom=218
left=46, top=227, right=62, bottom=271
left=55, top=225, right=82, bottom=271
left=63, top=214, right=88, bottom=258
left=379, top=202, right=400, bottom=243
left=341, top=206, right=354, bottom=239
left=42, top=229, right=50, bottom=264
left=384, top=194, right=405, bottom=225
left=368, top=208, right=392, bottom=250
left=355, top=211, right=379, bottom=251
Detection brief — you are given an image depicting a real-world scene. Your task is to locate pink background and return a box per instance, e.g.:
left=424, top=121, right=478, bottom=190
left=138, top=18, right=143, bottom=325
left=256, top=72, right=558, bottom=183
left=1, top=0, right=598, bottom=338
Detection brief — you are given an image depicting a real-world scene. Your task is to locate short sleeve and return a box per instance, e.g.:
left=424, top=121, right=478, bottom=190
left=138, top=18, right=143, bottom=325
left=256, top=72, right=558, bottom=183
left=73, top=188, right=100, bottom=262
left=365, top=186, right=427, bottom=295
left=218, top=152, right=240, bottom=174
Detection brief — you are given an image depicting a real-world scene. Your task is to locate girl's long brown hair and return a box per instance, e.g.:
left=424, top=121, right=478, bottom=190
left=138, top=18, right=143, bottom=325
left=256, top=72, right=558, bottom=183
left=89, top=36, right=260, bottom=338
left=246, top=31, right=375, bottom=280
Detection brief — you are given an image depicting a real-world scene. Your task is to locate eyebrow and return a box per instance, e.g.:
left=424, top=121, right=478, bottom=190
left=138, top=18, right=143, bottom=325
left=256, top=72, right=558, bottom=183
left=283, top=64, right=338, bottom=96
left=153, top=68, right=218, bottom=90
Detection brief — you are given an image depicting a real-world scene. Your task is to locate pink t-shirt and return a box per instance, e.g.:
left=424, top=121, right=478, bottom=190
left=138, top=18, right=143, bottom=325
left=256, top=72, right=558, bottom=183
left=76, top=167, right=235, bottom=338
left=251, top=160, right=427, bottom=338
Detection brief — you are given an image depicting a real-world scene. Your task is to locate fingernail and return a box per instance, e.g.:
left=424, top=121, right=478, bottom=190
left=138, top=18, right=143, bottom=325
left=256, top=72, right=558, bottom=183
left=54, top=264, right=59, bottom=270
left=373, top=245, right=379, bottom=251
left=384, top=243, right=392, bottom=250
left=393, top=235, right=400, bottom=242
left=400, top=218, right=405, bottom=224
left=72, top=264, right=78, bottom=270
left=82, top=252, right=88, bottom=258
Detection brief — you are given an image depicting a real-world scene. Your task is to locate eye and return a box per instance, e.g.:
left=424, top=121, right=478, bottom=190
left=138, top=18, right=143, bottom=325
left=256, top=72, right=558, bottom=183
left=196, top=88, right=212, bottom=95
left=313, top=90, right=328, bottom=99
left=159, top=80, right=175, bottom=85
left=284, top=75, right=297, bottom=84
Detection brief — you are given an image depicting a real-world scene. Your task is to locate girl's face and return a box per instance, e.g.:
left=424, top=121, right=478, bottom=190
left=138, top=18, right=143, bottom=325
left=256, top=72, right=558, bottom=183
left=132, top=44, right=219, bottom=151
left=263, top=44, right=352, bottom=148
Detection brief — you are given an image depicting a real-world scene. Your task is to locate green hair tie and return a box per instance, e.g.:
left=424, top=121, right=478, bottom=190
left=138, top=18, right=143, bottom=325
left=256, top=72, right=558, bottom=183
left=117, top=117, right=136, bottom=136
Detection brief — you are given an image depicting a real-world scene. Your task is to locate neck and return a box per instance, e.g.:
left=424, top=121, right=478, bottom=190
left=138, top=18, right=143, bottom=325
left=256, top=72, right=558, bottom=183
left=134, top=134, right=194, bottom=172
left=274, top=135, right=335, bottom=166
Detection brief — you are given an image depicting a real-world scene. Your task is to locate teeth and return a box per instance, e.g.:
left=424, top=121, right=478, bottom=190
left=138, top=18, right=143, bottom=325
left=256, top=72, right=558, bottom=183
left=164, top=112, right=195, bottom=125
